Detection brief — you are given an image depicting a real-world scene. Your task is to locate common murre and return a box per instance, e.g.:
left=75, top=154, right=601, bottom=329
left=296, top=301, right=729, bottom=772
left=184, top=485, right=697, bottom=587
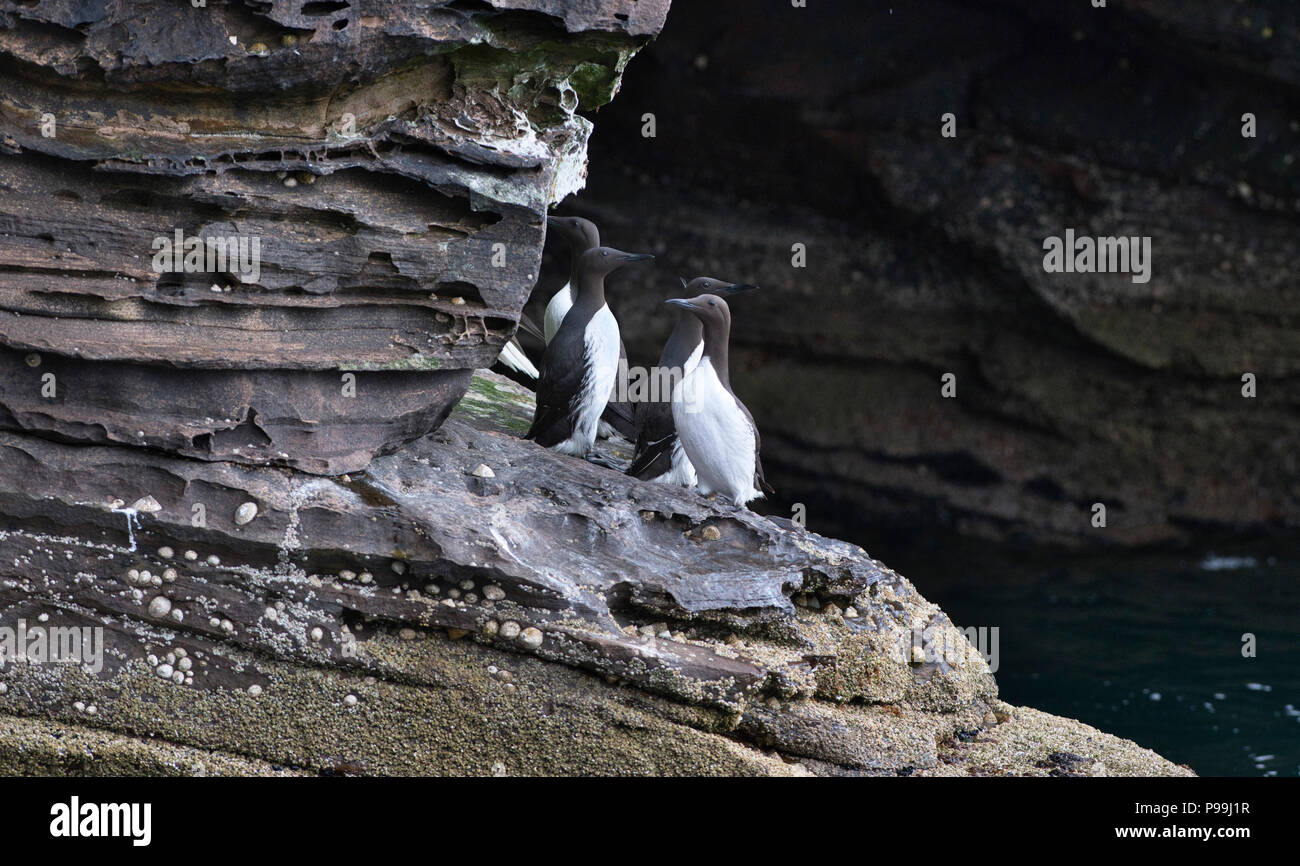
left=494, top=215, right=596, bottom=379
left=543, top=215, right=600, bottom=344
left=542, top=214, right=636, bottom=440
left=627, top=278, right=757, bottom=486
left=667, top=293, right=773, bottom=508
left=525, top=246, right=653, bottom=457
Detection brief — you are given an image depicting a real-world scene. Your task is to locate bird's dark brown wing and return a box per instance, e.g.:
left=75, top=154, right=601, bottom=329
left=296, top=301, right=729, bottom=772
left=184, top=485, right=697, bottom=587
left=525, top=313, right=590, bottom=446
left=737, top=398, right=775, bottom=495
left=627, top=399, right=676, bottom=479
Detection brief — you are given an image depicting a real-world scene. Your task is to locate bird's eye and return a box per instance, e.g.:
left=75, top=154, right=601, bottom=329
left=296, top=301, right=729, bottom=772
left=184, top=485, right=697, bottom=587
left=708, top=300, right=716, bottom=307
left=602, top=251, right=609, bottom=256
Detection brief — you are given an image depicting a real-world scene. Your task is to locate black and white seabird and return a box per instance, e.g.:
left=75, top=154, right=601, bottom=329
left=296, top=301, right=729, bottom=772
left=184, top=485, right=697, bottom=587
left=666, top=293, right=773, bottom=508
left=494, top=216, right=597, bottom=379
left=543, top=215, right=601, bottom=344
left=542, top=214, right=637, bottom=440
left=627, top=278, right=757, bottom=486
left=525, top=246, right=653, bottom=456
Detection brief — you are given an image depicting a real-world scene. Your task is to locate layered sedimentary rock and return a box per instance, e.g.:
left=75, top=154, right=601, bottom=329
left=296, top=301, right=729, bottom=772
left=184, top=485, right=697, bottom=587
left=572, top=0, right=1300, bottom=549
left=0, top=373, right=1190, bottom=776
left=0, top=0, right=666, bottom=472
left=0, top=0, right=1200, bottom=776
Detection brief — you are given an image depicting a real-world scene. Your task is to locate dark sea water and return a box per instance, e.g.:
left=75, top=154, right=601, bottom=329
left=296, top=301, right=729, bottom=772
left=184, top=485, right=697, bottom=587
left=872, top=541, right=1299, bottom=777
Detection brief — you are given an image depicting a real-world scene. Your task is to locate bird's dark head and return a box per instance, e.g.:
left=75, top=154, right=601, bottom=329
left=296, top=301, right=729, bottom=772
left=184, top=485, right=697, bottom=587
left=666, top=293, right=732, bottom=334
left=546, top=215, right=600, bottom=254
left=681, top=276, right=758, bottom=297
left=578, top=246, right=655, bottom=278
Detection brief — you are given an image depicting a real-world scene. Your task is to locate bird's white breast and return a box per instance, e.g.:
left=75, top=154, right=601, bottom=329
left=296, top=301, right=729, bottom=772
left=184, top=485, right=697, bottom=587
left=658, top=436, right=698, bottom=487
left=682, top=341, right=703, bottom=377
left=557, top=304, right=620, bottom=455
left=543, top=282, right=575, bottom=344
left=671, top=357, right=759, bottom=505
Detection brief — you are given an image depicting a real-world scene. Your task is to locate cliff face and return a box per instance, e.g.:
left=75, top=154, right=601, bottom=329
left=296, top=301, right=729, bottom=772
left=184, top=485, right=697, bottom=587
left=571, top=0, right=1300, bottom=550
left=0, top=0, right=1196, bottom=776
left=0, top=372, right=1190, bottom=776
left=0, top=0, right=665, bottom=473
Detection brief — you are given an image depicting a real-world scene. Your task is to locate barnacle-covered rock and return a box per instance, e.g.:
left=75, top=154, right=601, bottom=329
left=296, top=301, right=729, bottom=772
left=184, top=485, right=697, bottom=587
left=0, top=372, right=1191, bottom=776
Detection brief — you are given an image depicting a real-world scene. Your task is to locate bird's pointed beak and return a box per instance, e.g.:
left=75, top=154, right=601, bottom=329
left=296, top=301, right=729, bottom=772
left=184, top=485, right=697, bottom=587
left=665, top=298, right=693, bottom=310
left=546, top=215, right=561, bottom=229
left=727, top=283, right=759, bottom=294
left=621, top=253, right=655, bottom=263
